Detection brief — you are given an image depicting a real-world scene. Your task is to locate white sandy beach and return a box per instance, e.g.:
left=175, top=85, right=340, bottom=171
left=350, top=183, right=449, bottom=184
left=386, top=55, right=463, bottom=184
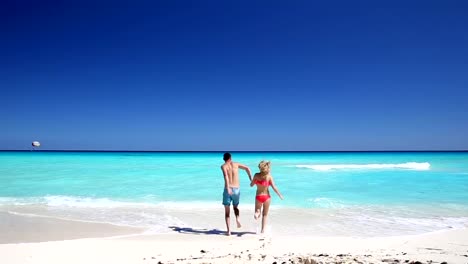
left=1, top=212, right=468, bottom=264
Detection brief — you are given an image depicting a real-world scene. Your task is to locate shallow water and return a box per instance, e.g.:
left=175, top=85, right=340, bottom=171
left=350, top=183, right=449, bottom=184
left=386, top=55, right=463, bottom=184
left=1, top=151, right=467, bottom=236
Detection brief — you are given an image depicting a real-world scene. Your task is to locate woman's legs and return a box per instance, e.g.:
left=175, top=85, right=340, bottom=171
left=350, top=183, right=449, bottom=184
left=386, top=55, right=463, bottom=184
left=261, top=198, right=271, bottom=233
left=254, top=199, right=262, bottom=220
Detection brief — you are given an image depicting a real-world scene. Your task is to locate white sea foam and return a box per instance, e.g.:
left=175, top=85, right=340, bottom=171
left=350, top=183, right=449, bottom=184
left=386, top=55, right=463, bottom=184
left=296, top=162, right=430, bottom=171
left=3, top=199, right=468, bottom=237
left=2, top=195, right=467, bottom=237
left=345, top=214, right=468, bottom=235
left=0, top=196, right=151, bottom=208
left=44, top=196, right=155, bottom=208
left=0, top=195, right=246, bottom=210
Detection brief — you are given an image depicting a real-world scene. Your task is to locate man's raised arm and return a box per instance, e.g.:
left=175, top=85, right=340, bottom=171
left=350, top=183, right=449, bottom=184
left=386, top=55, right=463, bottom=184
left=237, top=163, right=252, bottom=181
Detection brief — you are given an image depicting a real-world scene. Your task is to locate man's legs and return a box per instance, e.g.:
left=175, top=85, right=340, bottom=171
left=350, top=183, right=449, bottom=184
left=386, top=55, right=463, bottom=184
left=232, top=188, right=241, bottom=228
left=224, top=205, right=231, bottom=236
left=223, top=188, right=232, bottom=236
left=233, top=205, right=241, bottom=228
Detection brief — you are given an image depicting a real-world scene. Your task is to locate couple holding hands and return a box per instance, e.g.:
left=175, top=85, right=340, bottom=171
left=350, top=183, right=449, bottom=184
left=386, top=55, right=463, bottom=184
left=221, top=153, right=283, bottom=236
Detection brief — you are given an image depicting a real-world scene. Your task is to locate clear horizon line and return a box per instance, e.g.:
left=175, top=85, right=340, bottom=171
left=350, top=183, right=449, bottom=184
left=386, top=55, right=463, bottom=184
left=1, top=149, right=468, bottom=153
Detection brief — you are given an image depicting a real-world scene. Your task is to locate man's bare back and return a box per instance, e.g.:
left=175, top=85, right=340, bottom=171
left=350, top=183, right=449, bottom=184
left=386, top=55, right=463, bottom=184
left=221, top=162, right=241, bottom=188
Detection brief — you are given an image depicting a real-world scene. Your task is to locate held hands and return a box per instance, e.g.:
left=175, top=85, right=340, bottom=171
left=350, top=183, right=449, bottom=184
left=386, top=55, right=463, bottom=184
left=228, top=188, right=232, bottom=195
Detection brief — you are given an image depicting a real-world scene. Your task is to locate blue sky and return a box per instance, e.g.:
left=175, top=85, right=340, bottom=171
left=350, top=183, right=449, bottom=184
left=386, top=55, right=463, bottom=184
left=1, top=1, right=467, bottom=151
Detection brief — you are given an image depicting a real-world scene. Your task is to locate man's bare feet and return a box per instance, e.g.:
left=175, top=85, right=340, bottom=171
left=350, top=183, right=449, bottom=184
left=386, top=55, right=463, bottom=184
left=226, top=231, right=231, bottom=236
left=236, top=219, right=242, bottom=228
left=254, top=209, right=261, bottom=220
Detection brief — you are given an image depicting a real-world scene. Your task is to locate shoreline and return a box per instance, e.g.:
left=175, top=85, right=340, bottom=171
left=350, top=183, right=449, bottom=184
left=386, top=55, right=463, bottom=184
left=2, top=201, right=468, bottom=263
left=0, top=211, right=142, bottom=244
left=0, top=205, right=468, bottom=243
left=2, top=203, right=467, bottom=239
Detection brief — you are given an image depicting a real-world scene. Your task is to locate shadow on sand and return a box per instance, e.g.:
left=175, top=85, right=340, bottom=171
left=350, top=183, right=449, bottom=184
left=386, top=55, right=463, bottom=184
left=169, top=226, right=256, bottom=237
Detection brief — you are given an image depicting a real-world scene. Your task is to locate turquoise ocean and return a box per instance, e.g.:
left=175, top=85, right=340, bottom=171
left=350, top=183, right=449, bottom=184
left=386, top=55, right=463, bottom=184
left=1, top=151, right=467, bottom=237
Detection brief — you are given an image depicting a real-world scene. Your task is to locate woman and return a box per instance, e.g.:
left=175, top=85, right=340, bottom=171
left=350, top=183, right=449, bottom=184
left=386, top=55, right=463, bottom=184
left=250, top=160, right=283, bottom=234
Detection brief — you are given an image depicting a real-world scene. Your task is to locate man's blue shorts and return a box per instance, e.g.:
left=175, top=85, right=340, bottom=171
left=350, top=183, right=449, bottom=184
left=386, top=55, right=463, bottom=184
left=222, top=187, right=240, bottom=206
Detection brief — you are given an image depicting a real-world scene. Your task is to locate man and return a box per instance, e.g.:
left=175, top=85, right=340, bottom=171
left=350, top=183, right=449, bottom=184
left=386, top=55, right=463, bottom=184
left=221, top=152, right=252, bottom=236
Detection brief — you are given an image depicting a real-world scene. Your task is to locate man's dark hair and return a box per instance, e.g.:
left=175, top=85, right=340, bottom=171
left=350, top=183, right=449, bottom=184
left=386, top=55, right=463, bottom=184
left=223, top=152, right=231, bottom=162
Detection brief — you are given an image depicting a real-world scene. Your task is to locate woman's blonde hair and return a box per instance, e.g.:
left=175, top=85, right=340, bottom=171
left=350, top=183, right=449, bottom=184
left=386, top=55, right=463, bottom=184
left=258, top=160, right=271, bottom=175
